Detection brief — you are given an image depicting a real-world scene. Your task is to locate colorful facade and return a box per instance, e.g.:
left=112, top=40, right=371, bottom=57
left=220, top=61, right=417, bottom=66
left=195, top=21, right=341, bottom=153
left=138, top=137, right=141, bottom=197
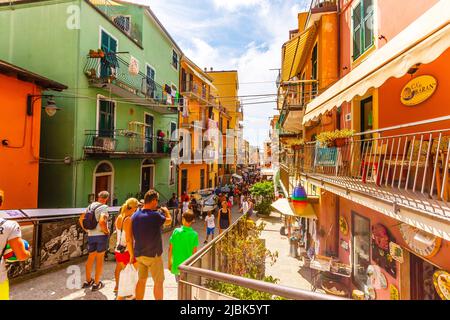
left=0, top=60, right=66, bottom=210
left=279, top=0, right=450, bottom=300
left=0, top=0, right=180, bottom=207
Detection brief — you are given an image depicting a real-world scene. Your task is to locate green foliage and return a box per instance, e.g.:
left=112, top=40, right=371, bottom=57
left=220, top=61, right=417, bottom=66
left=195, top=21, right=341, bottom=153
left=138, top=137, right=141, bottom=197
left=207, top=275, right=286, bottom=300
left=206, top=219, right=282, bottom=300
left=250, top=181, right=275, bottom=215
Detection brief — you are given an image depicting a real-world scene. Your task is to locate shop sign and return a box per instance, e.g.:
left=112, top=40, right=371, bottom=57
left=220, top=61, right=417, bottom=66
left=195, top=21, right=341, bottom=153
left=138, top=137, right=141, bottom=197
left=399, top=224, right=441, bottom=259
left=389, top=242, right=404, bottom=263
left=433, top=270, right=450, bottom=300
left=390, top=284, right=400, bottom=300
left=401, top=75, right=437, bottom=106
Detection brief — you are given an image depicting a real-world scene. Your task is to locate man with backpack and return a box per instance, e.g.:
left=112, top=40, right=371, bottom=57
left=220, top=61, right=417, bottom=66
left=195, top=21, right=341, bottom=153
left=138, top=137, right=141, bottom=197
left=79, top=191, right=110, bottom=291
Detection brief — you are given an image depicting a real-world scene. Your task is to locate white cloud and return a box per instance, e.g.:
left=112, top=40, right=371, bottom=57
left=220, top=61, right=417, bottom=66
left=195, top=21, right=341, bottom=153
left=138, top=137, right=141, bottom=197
left=212, top=0, right=266, bottom=12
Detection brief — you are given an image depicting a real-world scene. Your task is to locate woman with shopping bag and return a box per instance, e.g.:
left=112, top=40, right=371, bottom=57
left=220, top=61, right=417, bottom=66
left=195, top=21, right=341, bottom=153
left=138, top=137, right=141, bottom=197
left=114, top=198, right=139, bottom=300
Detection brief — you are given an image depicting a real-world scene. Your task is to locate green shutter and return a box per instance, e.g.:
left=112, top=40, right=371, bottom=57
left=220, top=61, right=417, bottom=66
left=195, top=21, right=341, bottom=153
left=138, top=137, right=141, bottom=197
left=353, top=3, right=362, bottom=59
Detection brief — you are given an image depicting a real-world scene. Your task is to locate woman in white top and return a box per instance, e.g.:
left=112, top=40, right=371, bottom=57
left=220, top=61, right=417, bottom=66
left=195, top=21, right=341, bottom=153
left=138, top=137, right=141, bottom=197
left=114, top=198, right=138, bottom=299
left=240, top=197, right=249, bottom=217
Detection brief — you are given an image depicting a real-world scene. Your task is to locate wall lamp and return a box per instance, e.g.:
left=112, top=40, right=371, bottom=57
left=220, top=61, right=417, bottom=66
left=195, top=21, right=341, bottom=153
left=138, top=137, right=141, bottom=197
left=27, top=94, right=61, bottom=117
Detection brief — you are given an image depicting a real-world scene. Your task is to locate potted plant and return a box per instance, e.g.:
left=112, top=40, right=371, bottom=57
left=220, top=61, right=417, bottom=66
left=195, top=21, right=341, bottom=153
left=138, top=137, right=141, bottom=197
left=317, top=129, right=354, bottom=147
left=89, top=49, right=105, bottom=58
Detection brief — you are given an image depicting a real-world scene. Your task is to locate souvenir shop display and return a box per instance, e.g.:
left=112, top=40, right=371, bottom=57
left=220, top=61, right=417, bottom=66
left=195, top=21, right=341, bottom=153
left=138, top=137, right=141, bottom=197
left=372, top=224, right=397, bottom=278
left=389, top=241, right=404, bottom=263
left=399, top=224, right=441, bottom=259
left=433, top=270, right=450, bottom=300
left=339, top=216, right=349, bottom=236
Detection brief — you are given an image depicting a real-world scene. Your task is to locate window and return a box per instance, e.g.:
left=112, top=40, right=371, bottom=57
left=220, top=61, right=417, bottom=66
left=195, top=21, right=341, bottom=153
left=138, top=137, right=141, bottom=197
left=100, top=30, right=117, bottom=78
left=170, top=122, right=177, bottom=141
left=98, top=98, right=115, bottom=137
left=352, top=212, right=371, bottom=290
left=113, top=15, right=131, bottom=34
left=200, top=169, right=205, bottom=190
left=311, top=44, right=318, bottom=96
left=169, top=161, right=175, bottom=185
left=353, top=0, right=374, bottom=60
left=146, top=65, right=156, bottom=98
left=172, top=50, right=178, bottom=70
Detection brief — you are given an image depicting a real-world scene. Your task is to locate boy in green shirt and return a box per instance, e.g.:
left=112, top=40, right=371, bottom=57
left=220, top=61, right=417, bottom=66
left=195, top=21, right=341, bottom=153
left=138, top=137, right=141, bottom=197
left=168, top=210, right=198, bottom=282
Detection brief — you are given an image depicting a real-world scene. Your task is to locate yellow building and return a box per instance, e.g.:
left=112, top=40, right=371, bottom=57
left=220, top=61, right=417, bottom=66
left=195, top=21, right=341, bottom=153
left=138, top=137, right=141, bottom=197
left=206, top=70, right=243, bottom=181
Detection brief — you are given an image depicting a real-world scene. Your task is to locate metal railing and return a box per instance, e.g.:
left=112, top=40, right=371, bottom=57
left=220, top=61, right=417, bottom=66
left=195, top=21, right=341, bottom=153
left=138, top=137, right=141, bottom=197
left=298, top=116, right=450, bottom=206
left=178, top=214, right=345, bottom=300
left=89, top=0, right=142, bottom=45
left=84, top=53, right=181, bottom=108
left=84, top=129, right=175, bottom=156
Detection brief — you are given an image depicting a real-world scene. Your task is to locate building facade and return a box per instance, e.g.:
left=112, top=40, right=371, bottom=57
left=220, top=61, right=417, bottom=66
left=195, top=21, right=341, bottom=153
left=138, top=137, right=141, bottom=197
left=279, top=0, right=450, bottom=300
left=0, top=0, right=181, bottom=207
left=0, top=60, right=66, bottom=210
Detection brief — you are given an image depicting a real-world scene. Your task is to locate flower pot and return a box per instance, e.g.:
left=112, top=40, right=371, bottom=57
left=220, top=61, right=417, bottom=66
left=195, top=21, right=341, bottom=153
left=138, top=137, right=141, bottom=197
left=335, top=138, right=348, bottom=147
left=327, top=140, right=336, bottom=148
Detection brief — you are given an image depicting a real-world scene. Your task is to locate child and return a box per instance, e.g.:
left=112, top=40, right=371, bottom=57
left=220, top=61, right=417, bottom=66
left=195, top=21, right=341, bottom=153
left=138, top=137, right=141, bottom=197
left=168, top=210, right=199, bottom=282
left=204, top=210, right=216, bottom=244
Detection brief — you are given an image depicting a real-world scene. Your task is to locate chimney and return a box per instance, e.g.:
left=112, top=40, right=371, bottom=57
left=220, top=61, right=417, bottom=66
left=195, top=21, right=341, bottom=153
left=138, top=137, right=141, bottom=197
left=204, top=68, right=207, bottom=72
left=210, top=67, right=213, bottom=71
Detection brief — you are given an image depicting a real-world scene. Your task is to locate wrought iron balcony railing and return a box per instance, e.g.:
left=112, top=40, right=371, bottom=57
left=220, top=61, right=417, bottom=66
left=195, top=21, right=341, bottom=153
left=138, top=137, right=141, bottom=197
left=84, top=53, right=180, bottom=110
left=84, top=129, right=175, bottom=157
left=297, top=116, right=450, bottom=220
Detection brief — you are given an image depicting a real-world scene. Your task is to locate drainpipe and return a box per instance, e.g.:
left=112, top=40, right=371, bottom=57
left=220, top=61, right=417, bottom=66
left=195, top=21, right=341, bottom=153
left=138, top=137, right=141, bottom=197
left=337, top=0, right=341, bottom=130
left=72, top=0, right=82, bottom=208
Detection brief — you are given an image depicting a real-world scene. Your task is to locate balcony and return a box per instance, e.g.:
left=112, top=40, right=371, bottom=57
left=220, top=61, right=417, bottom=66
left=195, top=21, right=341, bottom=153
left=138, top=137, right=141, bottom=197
left=84, top=129, right=175, bottom=158
left=88, top=0, right=142, bottom=46
left=296, top=116, right=450, bottom=240
left=310, top=0, right=337, bottom=14
left=181, top=118, right=207, bottom=130
left=84, top=53, right=178, bottom=114
left=181, top=81, right=209, bottom=105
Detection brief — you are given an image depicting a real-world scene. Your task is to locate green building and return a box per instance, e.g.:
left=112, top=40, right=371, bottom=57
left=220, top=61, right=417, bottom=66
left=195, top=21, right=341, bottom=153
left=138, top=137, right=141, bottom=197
left=0, top=0, right=181, bottom=207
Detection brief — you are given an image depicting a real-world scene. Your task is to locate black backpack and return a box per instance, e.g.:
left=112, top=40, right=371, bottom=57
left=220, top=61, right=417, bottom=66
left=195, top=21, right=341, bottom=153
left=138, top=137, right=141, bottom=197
left=82, top=203, right=103, bottom=230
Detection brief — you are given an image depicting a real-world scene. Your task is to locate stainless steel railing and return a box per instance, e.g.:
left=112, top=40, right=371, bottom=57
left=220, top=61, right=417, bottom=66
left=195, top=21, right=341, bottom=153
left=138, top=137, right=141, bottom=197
left=178, top=214, right=345, bottom=300
left=298, top=116, right=450, bottom=203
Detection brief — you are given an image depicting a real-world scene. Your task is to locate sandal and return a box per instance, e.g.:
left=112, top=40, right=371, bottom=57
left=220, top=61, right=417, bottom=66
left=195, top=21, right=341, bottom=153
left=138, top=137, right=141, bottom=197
left=82, top=279, right=94, bottom=289
left=91, top=281, right=105, bottom=292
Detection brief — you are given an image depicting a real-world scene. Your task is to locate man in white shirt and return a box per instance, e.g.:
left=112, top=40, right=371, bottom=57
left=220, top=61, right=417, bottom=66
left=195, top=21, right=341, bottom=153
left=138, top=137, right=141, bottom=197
left=204, top=211, right=216, bottom=244
left=0, top=190, right=31, bottom=300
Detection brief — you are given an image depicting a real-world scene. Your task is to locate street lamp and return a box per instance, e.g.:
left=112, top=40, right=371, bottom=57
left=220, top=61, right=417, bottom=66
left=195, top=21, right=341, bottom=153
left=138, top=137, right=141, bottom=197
left=27, top=94, right=61, bottom=117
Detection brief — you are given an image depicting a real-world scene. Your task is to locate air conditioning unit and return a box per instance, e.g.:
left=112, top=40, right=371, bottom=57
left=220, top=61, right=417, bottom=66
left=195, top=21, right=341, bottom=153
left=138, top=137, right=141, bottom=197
left=93, top=137, right=116, bottom=151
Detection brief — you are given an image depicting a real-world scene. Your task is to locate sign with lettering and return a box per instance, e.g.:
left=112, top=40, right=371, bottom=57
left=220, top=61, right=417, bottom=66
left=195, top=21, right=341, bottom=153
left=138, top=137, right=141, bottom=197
left=401, top=75, right=437, bottom=106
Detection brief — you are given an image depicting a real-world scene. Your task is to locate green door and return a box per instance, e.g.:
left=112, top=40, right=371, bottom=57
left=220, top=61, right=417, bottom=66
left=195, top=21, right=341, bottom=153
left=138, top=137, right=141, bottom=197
left=101, top=30, right=118, bottom=78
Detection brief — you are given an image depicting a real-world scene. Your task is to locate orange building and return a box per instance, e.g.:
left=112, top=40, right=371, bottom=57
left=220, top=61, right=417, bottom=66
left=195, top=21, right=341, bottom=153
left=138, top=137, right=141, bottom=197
left=280, top=1, right=450, bottom=300
left=179, top=57, right=216, bottom=195
left=0, top=60, right=66, bottom=209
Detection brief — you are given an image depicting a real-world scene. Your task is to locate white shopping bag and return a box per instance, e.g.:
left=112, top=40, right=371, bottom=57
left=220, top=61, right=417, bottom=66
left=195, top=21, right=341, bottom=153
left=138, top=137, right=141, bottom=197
left=118, top=264, right=138, bottom=297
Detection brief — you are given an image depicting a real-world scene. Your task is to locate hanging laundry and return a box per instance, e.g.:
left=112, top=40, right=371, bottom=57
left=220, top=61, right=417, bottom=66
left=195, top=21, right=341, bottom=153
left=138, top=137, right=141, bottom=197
left=182, top=98, right=189, bottom=118
left=128, top=56, right=139, bottom=76
left=165, top=84, right=172, bottom=94
left=166, top=94, right=172, bottom=105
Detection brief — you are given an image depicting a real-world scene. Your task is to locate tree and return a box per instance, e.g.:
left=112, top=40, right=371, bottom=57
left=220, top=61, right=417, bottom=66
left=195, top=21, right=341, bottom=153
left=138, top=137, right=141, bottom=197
left=250, top=181, right=275, bottom=215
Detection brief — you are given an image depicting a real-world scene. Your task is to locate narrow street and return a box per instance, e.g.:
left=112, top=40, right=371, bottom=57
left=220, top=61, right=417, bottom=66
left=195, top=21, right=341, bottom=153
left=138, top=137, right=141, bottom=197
left=10, top=207, right=241, bottom=300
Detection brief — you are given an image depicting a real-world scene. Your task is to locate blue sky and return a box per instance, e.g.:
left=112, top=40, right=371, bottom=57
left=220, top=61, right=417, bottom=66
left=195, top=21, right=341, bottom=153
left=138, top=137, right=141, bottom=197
left=133, top=0, right=310, bottom=147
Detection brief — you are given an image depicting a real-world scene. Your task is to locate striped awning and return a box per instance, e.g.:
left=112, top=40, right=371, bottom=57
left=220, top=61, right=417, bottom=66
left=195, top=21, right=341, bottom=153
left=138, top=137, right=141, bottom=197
left=281, top=24, right=317, bottom=82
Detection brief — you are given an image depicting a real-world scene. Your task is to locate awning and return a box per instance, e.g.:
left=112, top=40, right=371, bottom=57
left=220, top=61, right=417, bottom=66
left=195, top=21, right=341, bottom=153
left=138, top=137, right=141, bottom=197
left=281, top=24, right=317, bottom=82
left=283, top=110, right=304, bottom=133
left=303, top=0, right=450, bottom=125
left=271, top=198, right=317, bottom=219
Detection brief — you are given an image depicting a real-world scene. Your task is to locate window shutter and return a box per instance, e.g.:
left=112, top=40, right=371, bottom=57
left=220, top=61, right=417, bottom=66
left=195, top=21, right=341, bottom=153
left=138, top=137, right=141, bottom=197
left=352, top=3, right=362, bottom=59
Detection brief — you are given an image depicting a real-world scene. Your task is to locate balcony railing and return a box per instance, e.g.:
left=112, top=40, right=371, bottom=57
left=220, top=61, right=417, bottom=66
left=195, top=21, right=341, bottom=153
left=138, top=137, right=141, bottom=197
left=84, top=53, right=180, bottom=111
left=178, top=214, right=343, bottom=300
left=297, top=116, right=450, bottom=219
left=89, top=0, right=142, bottom=45
left=181, top=81, right=209, bottom=104
left=84, top=129, right=175, bottom=157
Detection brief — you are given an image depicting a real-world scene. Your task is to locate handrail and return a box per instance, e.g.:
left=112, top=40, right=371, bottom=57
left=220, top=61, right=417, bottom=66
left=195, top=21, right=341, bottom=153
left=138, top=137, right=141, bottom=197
left=178, top=265, right=346, bottom=300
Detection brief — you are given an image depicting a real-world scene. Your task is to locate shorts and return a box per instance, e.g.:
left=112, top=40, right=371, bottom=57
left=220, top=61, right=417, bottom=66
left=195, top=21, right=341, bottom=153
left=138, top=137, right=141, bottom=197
left=87, top=235, right=108, bottom=253
left=136, top=256, right=165, bottom=283
left=0, top=280, right=9, bottom=301
left=115, top=251, right=135, bottom=265
left=207, top=227, right=215, bottom=236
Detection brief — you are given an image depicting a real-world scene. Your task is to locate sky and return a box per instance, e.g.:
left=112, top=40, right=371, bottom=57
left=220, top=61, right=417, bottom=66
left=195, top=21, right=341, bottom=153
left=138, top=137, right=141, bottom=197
left=131, top=0, right=310, bottom=148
